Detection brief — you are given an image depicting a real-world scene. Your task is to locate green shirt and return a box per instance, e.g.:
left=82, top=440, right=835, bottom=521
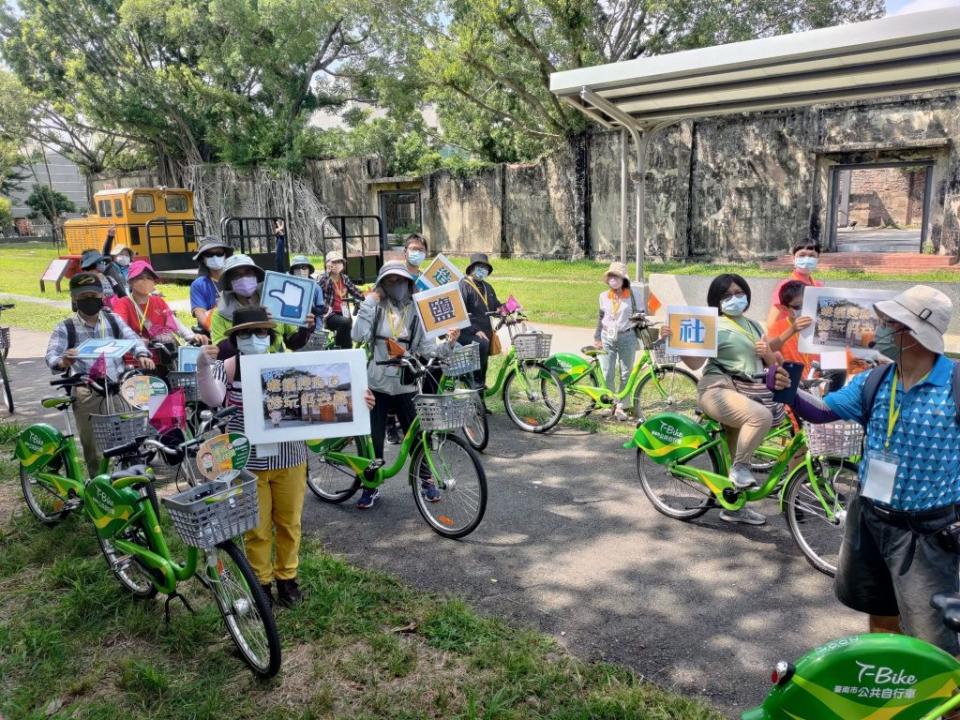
left=703, top=316, right=764, bottom=379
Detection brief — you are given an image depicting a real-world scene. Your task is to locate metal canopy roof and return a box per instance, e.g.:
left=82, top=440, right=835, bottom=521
left=550, top=7, right=960, bottom=130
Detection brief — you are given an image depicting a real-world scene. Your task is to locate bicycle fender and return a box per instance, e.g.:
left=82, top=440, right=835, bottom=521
left=627, top=413, right=710, bottom=464
left=15, top=423, right=66, bottom=472
left=542, top=353, right=593, bottom=385
left=744, top=633, right=960, bottom=720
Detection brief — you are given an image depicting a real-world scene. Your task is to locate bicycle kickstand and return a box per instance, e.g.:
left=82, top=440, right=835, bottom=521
left=164, top=592, right=197, bottom=624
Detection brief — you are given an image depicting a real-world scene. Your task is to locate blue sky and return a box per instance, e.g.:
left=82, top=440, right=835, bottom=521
left=886, top=0, right=960, bottom=14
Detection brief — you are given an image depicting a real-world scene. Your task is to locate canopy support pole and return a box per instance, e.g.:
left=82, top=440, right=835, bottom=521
left=619, top=128, right=628, bottom=265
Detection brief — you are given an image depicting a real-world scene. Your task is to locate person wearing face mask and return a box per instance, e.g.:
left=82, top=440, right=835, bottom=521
left=288, top=255, right=325, bottom=317
left=190, top=236, right=234, bottom=332
left=97, top=225, right=132, bottom=301
left=770, top=285, right=960, bottom=656
left=110, top=245, right=134, bottom=286
left=403, top=233, right=429, bottom=280
left=765, top=280, right=815, bottom=379
left=593, top=262, right=641, bottom=421
left=80, top=248, right=126, bottom=309
left=209, top=253, right=315, bottom=352
left=677, top=274, right=781, bottom=525
left=318, top=250, right=364, bottom=349
left=113, top=260, right=208, bottom=373
left=458, top=253, right=502, bottom=392
left=766, top=240, right=824, bottom=329
left=351, top=262, right=459, bottom=510
left=45, top=272, right=154, bottom=477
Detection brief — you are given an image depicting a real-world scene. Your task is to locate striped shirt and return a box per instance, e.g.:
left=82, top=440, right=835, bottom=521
left=45, top=311, right=150, bottom=380
left=211, top=360, right=307, bottom=471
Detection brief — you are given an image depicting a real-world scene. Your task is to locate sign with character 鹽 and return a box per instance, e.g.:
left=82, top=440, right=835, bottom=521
left=412, top=282, right=472, bottom=340
left=665, top=305, right=719, bottom=358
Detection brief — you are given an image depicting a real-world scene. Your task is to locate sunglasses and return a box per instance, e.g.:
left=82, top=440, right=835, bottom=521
left=204, top=251, right=227, bottom=258
left=235, top=329, right=271, bottom=339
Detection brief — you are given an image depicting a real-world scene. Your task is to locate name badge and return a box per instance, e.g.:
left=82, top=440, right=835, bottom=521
left=862, top=450, right=898, bottom=505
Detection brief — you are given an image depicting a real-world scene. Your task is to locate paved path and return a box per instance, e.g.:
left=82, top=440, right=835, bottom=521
left=1, top=325, right=862, bottom=717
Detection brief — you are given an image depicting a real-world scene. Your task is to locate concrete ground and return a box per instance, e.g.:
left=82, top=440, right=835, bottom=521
left=2, top=325, right=862, bottom=718
left=835, top=227, right=922, bottom=253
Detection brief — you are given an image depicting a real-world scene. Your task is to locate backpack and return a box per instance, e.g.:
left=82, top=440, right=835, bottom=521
left=64, top=311, right=122, bottom=348
left=859, top=360, right=960, bottom=426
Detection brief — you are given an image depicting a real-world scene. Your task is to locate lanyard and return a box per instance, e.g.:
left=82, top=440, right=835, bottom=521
left=386, top=305, right=409, bottom=338
left=465, top=278, right=488, bottom=308
left=133, top=296, right=152, bottom=333
left=333, top=278, right=346, bottom=300
left=723, top=316, right=759, bottom=342
left=884, top=369, right=930, bottom=449
left=607, top=289, right=627, bottom=319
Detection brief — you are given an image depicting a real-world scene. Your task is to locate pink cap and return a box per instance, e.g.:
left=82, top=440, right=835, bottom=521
left=128, top=259, right=159, bottom=282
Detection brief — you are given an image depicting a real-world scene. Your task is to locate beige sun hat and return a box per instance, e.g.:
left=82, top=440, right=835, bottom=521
left=874, top=285, right=952, bottom=354
left=603, top=262, right=629, bottom=282
left=325, top=250, right=344, bottom=265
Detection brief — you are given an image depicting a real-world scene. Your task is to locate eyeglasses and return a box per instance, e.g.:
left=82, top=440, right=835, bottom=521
left=720, top=291, right=746, bottom=301
left=235, top=329, right=271, bottom=339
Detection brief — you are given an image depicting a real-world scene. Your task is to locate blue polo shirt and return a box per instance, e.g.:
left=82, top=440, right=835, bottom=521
left=825, top=355, right=960, bottom=511
left=190, top=275, right=219, bottom=313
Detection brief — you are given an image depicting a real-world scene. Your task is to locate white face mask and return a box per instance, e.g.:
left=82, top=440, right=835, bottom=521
left=115, top=255, right=131, bottom=267
left=236, top=334, right=271, bottom=355
left=794, top=256, right=818, bottom=274
left=607, top=277, right=622, bottom=289
left=205, top=255, right=226, bottom=271
left=407, top=250, right=426, bottom=267
left=293, top=268, right=311, bottom=278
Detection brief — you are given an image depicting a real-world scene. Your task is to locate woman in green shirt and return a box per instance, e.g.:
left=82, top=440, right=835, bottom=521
left=679, top=274, right=779, bottom=526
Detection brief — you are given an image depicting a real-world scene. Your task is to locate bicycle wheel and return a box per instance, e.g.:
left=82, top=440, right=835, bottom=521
left=205, top=540, right=281, bottom=678
left=632, top=366, right=699, bottom=423
left=306, top=438, right=362, bottom=503
left=784, top=458, right=858, bottom=577
left=20, top=464, right=71, bottom=524
left=561, top=374, right=598, bottom=420
left=454, top=378, right=488, bottom=452
left=409, top=433, right=487, bottom=539
left=503, top=362, right=564, bottom=433
left=97, top=531, right=158, bottom=599
left=637, top=444, right=720, bottom=520
left=1, top=358, right=13, bottom=414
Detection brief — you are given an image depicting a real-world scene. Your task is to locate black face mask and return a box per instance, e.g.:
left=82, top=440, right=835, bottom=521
left=75, top=297, right=104, bottom=316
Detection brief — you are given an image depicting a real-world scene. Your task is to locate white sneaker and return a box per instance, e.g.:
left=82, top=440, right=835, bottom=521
left=719, top=507, right=767, bottom=525
left=729, top=463, right=758, bottom=489
left=613, top=405, right=629, bottom=422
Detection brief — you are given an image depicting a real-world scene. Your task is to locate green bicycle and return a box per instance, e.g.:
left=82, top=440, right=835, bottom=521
left=16, top=375, right=281, bottom=677
left=744, top=591, right=960, bottom=719
left=543, top=313, right=699, bottom=423
left=306, top=353, right=488, bottom=538
left=629, top=402, right=861, bottom=576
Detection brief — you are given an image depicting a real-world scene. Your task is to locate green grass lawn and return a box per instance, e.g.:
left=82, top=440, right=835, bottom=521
left=0, top=435, right=721, bottom=720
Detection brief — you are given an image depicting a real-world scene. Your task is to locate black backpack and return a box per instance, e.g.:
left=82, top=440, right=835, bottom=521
left=859, top=361, right=960, bottom=426
left=64, top=311, right=123, bottom=348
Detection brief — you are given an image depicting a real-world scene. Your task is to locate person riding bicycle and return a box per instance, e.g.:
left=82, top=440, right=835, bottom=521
left=593, top=262, right=642, bottom=422
left=112, top=260, right=209, bottom=374
left=190, top=236, right=234, bottom=333
left=458, top=253, right=502, bottom=394
left=44, top=272, right=155, bottom=477
left=771, top=285, right=960, bottom=656
left=288, top=255, right=325, bottom=317
left=318, top=250, right=364, bottom=350
left=79, top=248, right=126, bottom=309
left=678, top=273, right=780, bottom=526
left=351, top=262, right=459, bottom=510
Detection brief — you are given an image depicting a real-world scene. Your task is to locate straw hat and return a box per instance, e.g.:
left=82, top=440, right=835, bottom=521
left=603, top=262, right=629, bottom=282
left=225, top=306, right=277, bottom=336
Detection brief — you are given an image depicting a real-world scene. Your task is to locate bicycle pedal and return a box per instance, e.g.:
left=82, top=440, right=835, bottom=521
left=363, top=459, right=385, bottom=479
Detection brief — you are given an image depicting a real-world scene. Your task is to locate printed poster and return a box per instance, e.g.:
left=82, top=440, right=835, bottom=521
left=412, top=282, right=472, bottom=340
left=798, top=287, right=896, bottom=358
left=665, top=305, right=719, bottom=358
left=178, top=345, right=201, bottom=372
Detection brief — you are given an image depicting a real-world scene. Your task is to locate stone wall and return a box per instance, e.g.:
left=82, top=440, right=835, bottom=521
left=845, top=167, right=925, bottom=228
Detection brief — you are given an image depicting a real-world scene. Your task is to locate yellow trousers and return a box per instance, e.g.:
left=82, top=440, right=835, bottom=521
left=244, top=463, right=307, bottom=584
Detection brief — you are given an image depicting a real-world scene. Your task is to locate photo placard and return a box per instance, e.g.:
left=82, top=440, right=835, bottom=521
left=665, top=305, right=719, bottom=358
left=261, top=270, right=317, bottom=327
left=239, top=349, right=370, bottom=445
left=178, top=345, right=201, bottom=372
left=798, top=287, right=896, bottom=357
left=412, top=282, right=472, bottom=340
left=415, top=254, right=463, bottom=291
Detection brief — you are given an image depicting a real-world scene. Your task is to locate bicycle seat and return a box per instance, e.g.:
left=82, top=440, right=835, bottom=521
left=582, top=346, right=606, bottom=358
left=109, top=464, right=151, bottom=485
left=41, top=396, right=75, bottom=410
left=930, top=592, right=960, bottom=633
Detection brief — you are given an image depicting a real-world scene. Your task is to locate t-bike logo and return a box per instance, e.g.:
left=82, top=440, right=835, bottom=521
left=855, top=661, right=917, bottom=686
left=24, top=431, right=46, bottom=453
left=92, top=486, right=116, bottom=513
left=651, top=420, right=685, bottom=444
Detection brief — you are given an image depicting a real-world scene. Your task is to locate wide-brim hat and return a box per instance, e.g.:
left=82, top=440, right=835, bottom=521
left=374, top=261, right=414, bottom=289
left=192, top=236, right=234, bottom=261
left=225, top=306, right=277, bottom=336
left=290, top=255, right=315, bottom=274
left=80, top=249, right=105, bottom=270
left=69, top=271, right=104, bottom=297
left=466, top=253, right=493, bottom=275
left=128, top=259, right=159, bottom=282
left=874, top=284, right=952, bottom=354
left=603, top=262, right=629, bottom=282
left=219, top=254, right=265, bottom=291
left=325, top=250, right=344, bottom=265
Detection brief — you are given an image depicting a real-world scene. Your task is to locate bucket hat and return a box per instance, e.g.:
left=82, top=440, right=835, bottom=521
left=127, top=259, right=159, bottom=283
left=290, top=255, right=315, bottom=274
left=374, top=261, right=414, bottom=289
left=219, top=254, right=265, bottom=291
left=603, top=262, right=629, bottom=282
left=874, top=285, right=952, bottom=354
left=465, top=253, right=493, bottom=276
left=192, top=236, right=234, bottom=262
left=325, top=250, right=344, bottom=265
left=80, top=249, right=106, bottom=270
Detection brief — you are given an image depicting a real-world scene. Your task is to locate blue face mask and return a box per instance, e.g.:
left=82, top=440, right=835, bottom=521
left=794, top=256, right=818, bottom=274
left=473, top=267, right=489, bottom=281
left=236, top=334, right=271, bottom=355
left=720, top=295, right=749, bottom=317
left=407, top=250, right=426, bottom=267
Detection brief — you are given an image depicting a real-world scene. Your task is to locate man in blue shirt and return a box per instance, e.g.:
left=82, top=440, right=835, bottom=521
left=777, top=285, right=959, bottom=654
